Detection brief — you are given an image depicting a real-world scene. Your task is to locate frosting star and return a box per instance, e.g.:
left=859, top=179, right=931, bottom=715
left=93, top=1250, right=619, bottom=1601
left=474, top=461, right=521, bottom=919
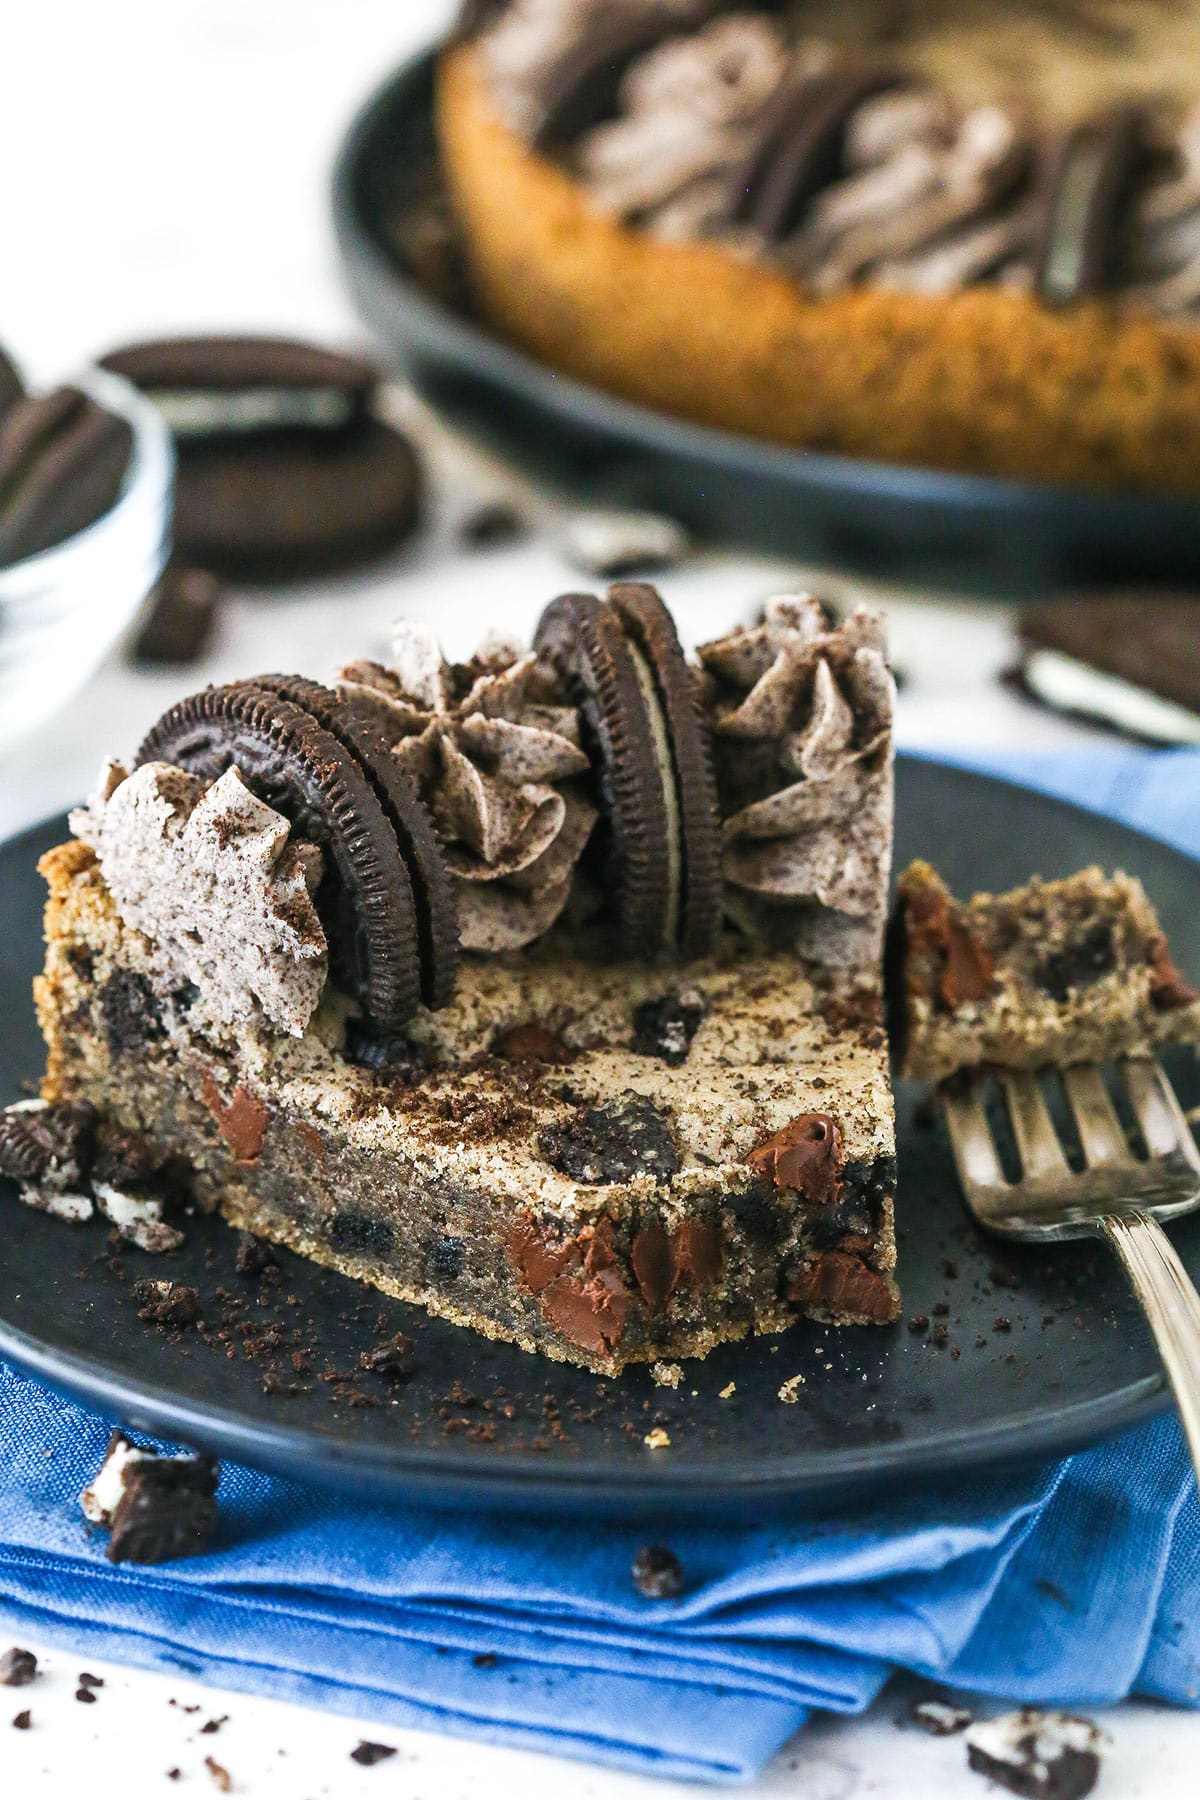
left=697, top=596, right=895, bottom=964
left=71, top=761, right=327, bottom=1034
left=339, top=622, right=597, bottom=952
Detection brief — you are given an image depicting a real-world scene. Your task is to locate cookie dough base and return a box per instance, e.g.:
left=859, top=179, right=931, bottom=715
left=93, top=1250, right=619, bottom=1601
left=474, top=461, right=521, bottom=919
left=437, top=44, right=1200, bottom=495
left=891, top=860, right=1200, bottom=1083
left=36, top=842, right=899, bottom=1376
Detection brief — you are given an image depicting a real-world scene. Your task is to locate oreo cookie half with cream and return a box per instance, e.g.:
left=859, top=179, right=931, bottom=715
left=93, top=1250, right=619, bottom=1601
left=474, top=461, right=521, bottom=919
left=534, top=583, right=721, bottom=960
left=99, top=335, right=422, bottom=579
left=1014, top=595, right=1200, bottom=746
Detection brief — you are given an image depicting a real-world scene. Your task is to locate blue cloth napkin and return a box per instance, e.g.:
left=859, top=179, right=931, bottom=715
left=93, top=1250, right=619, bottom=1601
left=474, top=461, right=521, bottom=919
left=2, top=747, right=1199, bottom=1783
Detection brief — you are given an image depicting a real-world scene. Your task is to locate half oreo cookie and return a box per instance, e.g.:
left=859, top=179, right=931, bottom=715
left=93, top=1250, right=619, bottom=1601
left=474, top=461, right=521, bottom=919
left=1013, top=595, right=1200, bottom=746
left=534, top=584, right=721, bottom=960
left=136, top=681, right=457, bottom=1029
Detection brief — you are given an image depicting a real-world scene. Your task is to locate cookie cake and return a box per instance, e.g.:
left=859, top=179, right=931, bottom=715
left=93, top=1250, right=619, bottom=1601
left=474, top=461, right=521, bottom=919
left=438, top=0, right=1200, bottom=491
left=20, top=588, right=901, bottom=1375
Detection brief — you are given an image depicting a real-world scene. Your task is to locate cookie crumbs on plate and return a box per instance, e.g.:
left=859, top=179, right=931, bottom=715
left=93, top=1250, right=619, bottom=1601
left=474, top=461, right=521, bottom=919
left=651, top=1361, right=683, bottom=1388
left=643, top=1427, right=671, bottom=1449
left=778, top=1374, right=805, bottom=1403
left=718, top=1382, right=736, bottom=1399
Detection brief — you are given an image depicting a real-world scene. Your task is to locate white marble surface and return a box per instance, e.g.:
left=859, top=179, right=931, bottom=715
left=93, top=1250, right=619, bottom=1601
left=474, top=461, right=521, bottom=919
left=2, top=0, right=1198, bottom=1791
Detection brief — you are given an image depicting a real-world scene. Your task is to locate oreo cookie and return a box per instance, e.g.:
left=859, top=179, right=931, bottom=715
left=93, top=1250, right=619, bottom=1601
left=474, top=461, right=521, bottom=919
left=136, top=682, right=451, bottom=1029
left=99, top=335, right=422, bottom=579
left=729, top=66, right=898, bottom=242
left=534, top=583, right=721, bottom=959
left=1013, top=595, right=1200, bottom=745
left=0, top=386, right=133, bottom=568
left=1034, top=105, right=1149, bottom=303
left=531, top=11, right=700, bottom=151
left=250, top=674, right=459, bottom=1010
left=131, top=565, right=223, bottom=667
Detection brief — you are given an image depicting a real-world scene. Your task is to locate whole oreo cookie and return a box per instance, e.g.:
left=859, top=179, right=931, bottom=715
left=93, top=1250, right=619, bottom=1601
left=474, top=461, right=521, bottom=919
left=250, top=674, right=459, bottom=1010
left=99, top=335, right=422, bottom=579
left=136, top=683, right=431, bottom=1029
left=534, top=584, right=721, bottom=960
left=0, top=386, right=133, bottom=569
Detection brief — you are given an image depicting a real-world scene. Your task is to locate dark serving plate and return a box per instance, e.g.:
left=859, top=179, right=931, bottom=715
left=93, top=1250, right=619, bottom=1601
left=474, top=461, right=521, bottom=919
left=2, top=757, right=1199, bottom=1519
left=333, top=50, right=1200, bottom=599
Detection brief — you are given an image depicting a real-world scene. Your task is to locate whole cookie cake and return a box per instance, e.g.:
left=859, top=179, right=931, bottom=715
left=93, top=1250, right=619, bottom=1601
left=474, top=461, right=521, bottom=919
left=20, top=589, right=901, bottom=1374
left=438, top=0, right=1200, bottom=491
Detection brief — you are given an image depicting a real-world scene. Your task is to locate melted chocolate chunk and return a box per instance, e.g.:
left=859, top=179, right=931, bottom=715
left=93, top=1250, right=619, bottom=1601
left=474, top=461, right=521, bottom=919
left=101, top=968, right=164, bottom=1055
left=1036, top=921, right=1117, bottom=1001
left=631, top=990, right=705, bottom=1066
left=746, top=1114, right=843, bottom=1203
left=541, top=1092, right=680, bottom=1185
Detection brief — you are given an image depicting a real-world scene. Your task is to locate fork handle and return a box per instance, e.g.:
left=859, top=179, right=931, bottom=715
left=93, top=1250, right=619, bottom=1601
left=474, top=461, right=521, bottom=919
left=1100, top=1211, right=1200, bottom=1478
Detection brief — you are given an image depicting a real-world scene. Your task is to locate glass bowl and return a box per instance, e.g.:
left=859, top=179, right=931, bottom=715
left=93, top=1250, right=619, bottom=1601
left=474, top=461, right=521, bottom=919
left=0, top=367, right=174, bottom=759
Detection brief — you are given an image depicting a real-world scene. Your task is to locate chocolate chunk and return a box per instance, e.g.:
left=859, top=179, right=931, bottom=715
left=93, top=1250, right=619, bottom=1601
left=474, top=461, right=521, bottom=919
left=631, top=1544, right=685, bottom=1600
left=541, top=1266, right=630, bottom=1357
left=100, top=335, right=418, bottom=579
left=132, top=565, right=223, bottom=667
left=359, top=1331, right=417, bottom=1380
left=101, top=968, right=164, bottom=1055
left=941, top=922, right=996, bottom=1008
left=326, top=1210, right=395, bottom=1258
left=138, top=683, right=429, bottom=1030
left=1035, top=105, right=1149, bottom=303
left=202, top=1079, right=268, bottom=1164
left=133, top=1280, right=202, bottom=1329
left=106, top=1453, right=219, bottom=1565
left=531, top=13, right=688, bottom=151
left=631, top=990, right=705, bottom=1066
left=350, top=1742, right=396, bottom=1767
left=250, top=675, right=458, bottom=1012
left=541, top=1092, right=680, bottom=1185
left=534, top=585, right=720, bottom=958
left=0, top=1099, right=96, bottom=1190
left=966, top=1710, right=1105, bottom=1800
left=493, top=1022, right=573, bottom=1064
left=672, top=1217, right=724, bottom=1291
left=1015, top=595, right=1200, bottom=747
left=746, top=1114, right=843, bottom=1204
left=1037, top=921, right=1116, bottom=1001
left=0, top=385, right=133, bottom=568
left=630, top=1222, right=674, bottom=1312
left=0, top=1649, right=37, bottom=1688
left=425, top=1235, right=465, bottom=1281
left=786, top=1251, right=896, bottom=1323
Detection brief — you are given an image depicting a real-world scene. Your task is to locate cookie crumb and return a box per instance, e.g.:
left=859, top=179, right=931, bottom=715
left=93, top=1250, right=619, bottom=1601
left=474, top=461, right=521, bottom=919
left=966, top=1709, right=1105, bottom=1799
left=204, top=1755, right=232, bottom=1792
left=350, top=1741, right=397, bottom=1766
left=0, top=1648, right=37, bottom=1688
left=778, top=1373, right=806, bottom=1404
left=911, top=1695, right=973, bottom=1735
left=11, top=1710, right=31, bottom=1731
left=643, top=1427, right=671, bottom=1449
left=651, top=1361, right=683, bottom=1389
left=718, top=1381, right=736, bottom=1399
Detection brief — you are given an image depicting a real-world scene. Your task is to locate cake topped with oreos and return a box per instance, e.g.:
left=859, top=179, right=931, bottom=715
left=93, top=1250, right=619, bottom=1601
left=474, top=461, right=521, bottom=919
left=19, top=587, right=900, bottom=1373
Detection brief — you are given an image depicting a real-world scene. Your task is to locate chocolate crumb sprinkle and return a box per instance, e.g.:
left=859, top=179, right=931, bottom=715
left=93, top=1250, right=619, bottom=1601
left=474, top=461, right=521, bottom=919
left=350, top=1741, right=397, bottom=1766
left=11, top=1710, right=31, bottom=1731
left=0, top=1648, right=37, bottom=1688
left=631, top=1543, right=685, bottom=1599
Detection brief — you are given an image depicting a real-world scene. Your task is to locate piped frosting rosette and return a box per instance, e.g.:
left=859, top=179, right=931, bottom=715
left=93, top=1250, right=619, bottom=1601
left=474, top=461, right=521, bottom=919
left=696, top=595, right=895, bottom=966
left=338, top=622, right=597, bottom=953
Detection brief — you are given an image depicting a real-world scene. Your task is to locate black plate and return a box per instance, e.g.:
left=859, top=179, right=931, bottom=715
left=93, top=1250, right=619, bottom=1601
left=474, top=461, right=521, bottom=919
left=333, top=50, right=1200, bottom=599
left=2, top=759, right=1198, bottom=1518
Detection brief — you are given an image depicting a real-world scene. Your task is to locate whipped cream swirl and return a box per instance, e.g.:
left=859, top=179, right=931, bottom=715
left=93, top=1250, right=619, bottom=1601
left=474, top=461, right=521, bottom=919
left=71, top=760, right=327, bottom=1035
left=339, top=622, right=597, bottom=953
left=696, top=596, right=895, bottom=965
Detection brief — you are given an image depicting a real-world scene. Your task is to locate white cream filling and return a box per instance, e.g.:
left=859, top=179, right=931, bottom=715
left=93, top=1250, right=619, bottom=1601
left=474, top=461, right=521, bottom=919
left=150, top=388, right=358, bottom=437
left=80, top=1435, right=150, bottom=1524
left=626, top=635, right=682, bottom=949
left=1023, top=647, right=1200, bottom=746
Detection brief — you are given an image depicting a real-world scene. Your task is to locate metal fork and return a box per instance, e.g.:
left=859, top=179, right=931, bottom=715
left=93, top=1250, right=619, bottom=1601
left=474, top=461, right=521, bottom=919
left=941, top=1058, right=1200, bottom=1476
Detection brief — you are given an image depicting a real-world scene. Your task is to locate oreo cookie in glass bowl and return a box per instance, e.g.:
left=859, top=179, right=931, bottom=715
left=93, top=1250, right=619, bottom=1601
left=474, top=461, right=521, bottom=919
left=0, top=367, right=173, bottom=760
left=99, top=335, right=423, bottom=580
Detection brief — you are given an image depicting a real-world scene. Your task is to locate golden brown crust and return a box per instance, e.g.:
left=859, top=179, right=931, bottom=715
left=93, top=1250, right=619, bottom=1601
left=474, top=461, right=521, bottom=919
left=438, top=44, right=1200, bottom=494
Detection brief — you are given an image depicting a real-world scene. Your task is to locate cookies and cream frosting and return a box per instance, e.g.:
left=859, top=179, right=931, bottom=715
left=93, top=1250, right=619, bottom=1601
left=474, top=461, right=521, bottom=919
left=697, top=597, right=895, bottom=962
left=469, top=0, right=1200, bottom=311
left=338, top=622, right=598, bottom=953
left=71, top=760, right=327, bottom=1035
